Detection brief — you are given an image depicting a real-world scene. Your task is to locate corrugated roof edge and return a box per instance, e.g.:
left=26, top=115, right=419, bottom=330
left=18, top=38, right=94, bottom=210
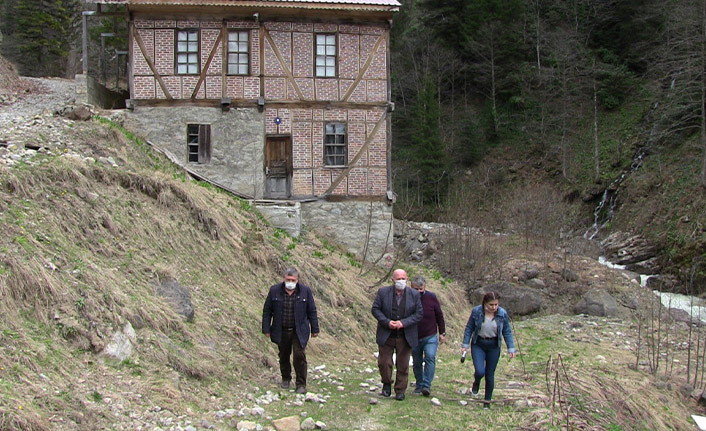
left=90, top=0, right=402, bottom=6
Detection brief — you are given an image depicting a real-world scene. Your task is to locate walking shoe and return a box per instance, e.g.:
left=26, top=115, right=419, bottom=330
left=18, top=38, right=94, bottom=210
left=413, top=387, right=422, bottom=395
left=295, top=386, right=307, bottom=394
left=280, top=380, right=290, bottom=389
left=395, top=393, right=406, bottom=401
left=381, top=383, right=391, bottom=397
left=471, top=381, right=480, bottom=397
left=421, top=388, right=430, bottom=397
left=483, top=401, right=490, bottom=409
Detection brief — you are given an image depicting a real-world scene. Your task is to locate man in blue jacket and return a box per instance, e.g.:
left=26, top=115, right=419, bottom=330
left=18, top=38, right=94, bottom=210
left=263, top=268, right=319, bottom=394
left=371, top=269, right=423, bottom=401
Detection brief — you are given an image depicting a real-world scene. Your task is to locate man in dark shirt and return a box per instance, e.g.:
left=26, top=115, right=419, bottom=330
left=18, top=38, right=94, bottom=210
left=262, top=268, right=319, bottom=394
left=371, top=269, right=423, bottom=401
left=411, top=275, right=446, bottom=397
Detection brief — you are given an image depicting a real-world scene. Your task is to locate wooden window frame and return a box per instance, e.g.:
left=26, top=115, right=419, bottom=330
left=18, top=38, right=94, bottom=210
left=315, top=33, right=337, bottom=78
left=176, top=29, right=200, bottom=75
left=187, top=124, right=211, bottom=164
left=226, top=30, right=250, bottom=76
left=324, top=122, right=347, bottom=167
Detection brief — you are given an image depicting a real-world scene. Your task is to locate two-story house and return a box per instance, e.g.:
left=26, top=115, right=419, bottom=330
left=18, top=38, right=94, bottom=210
left=88, top=0, right=400, bottom=264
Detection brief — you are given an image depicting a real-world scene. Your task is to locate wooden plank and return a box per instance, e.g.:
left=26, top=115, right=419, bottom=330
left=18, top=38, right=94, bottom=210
left=265, top=100, right=387, bottom=109
left=129, top=98, right=388, bottom=110
left=341, top=30, right=388, bottom=102
left=192, top=29, right=224, bottom=99
left=259, top=22, right=265, bottom=99
left=221, top=20, right=227, bottom=98
left=322, top=111, right=386, bottom=196
left=262, top=26, right=306, bottom=101
left=132, top=26, right=172, bottom=99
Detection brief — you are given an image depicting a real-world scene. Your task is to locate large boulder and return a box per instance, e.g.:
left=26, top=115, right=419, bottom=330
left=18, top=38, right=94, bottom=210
left=273, top=416, right=300, bottom=431
left=155, top=278, right=195, bottom=322
left=574, top=289, right=618, bottom=317
left=600, top=231, right=660, bottom=273
left=100, top=322, right=137, bottom=361
left=468, top=282, right=544, bottom=316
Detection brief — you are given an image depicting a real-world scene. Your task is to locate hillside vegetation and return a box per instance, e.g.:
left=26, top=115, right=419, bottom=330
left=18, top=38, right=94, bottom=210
left=389, top=0, right=706, bottom=288
left=0, top=79, right=474, bottom=429
left=0, top=75, right=704, bottom=430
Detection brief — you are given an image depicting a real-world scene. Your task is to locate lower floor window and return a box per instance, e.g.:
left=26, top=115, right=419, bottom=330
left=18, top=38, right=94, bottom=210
left=187, top=124, right=211, bottom=163
left=324, top=122, right=346, bottom=167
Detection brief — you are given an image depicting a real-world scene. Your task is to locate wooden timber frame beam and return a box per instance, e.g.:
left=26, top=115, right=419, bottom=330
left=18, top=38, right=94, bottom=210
left=261, top=25, right=306, bottom=101
left=191, top=28, right=224, bottom=99
left=132, top=24, right=173, bottom=99
left=322, top=110, right=387, bottom=196
left=340, top=30, right=388, bottom=102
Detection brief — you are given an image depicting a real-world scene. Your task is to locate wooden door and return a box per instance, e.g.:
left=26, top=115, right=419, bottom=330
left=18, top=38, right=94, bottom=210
left=265, top=136, right=291, bottom=198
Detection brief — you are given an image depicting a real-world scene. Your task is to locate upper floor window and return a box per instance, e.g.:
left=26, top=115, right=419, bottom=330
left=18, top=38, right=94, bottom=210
left=324, top=123, right=346, bottom=167
left=315, top=34, right=336, bottom=78
left=176, top=30, right=199, bottom=74
left=227, top=31, right=249, bottom=75
left=187, top=124, right=211, bottom=163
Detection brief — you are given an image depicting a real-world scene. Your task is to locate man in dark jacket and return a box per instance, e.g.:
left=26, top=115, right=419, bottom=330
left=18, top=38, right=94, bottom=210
left=411, top=275, right=445, bottom=397
left=262, top=268, right=319, bottom=394
left=371, top=269, right=423, bottom=401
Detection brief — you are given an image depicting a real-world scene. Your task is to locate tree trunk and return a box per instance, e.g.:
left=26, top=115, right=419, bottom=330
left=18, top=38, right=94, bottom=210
left=490, top=28, right=499, bottom=136
left=702, top=0, right=706, bottom=189
left=593, top=58, right=601, bottom=184
left=561, top=66, right=569, bottom=180
left=535, top=0, right=541, bottom=78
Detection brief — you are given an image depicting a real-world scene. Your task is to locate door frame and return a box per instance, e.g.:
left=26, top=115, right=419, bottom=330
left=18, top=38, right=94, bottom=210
left=264, top=134, right=292, bottom=199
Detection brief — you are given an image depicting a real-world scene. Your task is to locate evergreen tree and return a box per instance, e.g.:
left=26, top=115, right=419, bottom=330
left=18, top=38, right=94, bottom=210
left=1, top=0, right=81, bottom=76
left=407, top=76, right=451, bottom=213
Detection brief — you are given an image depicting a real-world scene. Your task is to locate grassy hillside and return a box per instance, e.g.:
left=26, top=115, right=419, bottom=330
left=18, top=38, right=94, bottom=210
left=0, top=114, right=474, bottom=430
left=0, top=77, right=702, bottom=429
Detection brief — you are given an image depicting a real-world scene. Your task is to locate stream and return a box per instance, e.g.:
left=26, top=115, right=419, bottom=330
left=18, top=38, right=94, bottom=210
left=598, top=257, right=706, bottom=323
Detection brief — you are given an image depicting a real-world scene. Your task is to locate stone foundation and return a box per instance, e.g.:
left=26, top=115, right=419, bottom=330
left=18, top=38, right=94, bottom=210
left=301, top=200, right=393, bottom=265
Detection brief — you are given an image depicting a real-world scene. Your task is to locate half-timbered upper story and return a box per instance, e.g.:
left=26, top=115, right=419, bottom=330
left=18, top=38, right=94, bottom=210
left=87, top=0, right=400, bottom=260
left=91, top=0, right=399, bottom=201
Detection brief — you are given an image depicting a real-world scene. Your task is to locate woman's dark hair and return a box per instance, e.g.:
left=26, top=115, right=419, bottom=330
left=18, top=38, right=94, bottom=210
left=482, top=291, right=500, bottom=305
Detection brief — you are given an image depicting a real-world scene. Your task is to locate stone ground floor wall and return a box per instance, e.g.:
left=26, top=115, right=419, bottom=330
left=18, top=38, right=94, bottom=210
left=255, top=201, right=301, bottom=237
left=301, top=200, right=393, bottom=265
left=123, top=106, right=265, bottom=198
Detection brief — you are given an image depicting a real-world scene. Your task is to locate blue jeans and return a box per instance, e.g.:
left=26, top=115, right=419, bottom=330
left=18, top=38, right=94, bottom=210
left=412, top=334, right=438, bottom=390
left=471, top=337, right=501, bottom=401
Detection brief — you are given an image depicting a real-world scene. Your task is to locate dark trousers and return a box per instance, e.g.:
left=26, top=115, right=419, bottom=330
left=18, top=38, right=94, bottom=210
left=278, top=329, right=307, bottom=387
left=378, top=334, right=412, bottom=394
left=471, top=337, right=501, bottom=401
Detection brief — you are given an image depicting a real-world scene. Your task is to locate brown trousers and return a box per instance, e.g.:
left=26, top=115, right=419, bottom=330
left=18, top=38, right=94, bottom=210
left=378, top=334, right=412, bottom=394
left=278, top=329, right=307, bottom=387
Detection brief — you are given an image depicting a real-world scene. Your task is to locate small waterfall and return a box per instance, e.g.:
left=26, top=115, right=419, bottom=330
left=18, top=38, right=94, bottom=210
left=584, top=146, right=648, bottom=240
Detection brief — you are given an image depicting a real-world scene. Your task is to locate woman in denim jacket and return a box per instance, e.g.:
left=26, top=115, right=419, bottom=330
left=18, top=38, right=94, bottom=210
left=461, top=291, right=516, bottom=408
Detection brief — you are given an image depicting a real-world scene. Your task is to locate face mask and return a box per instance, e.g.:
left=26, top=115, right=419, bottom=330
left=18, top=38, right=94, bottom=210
left=285, top=282, right=296, bottom=290
left=394, top=279, right=407, bottom=290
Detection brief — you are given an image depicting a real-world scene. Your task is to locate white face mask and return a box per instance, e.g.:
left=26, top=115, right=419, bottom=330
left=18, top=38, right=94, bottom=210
left=285, top=281, right=297, bottom=290
left=394, top=279, right=407, bottom=290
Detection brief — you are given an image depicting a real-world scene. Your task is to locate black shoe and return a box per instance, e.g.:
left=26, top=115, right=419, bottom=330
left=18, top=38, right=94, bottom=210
left=381, top=383, right=391, bottom=397
left=421, top=388, right=430, bottom=397
left=471, top=381, right=480, bottom=397
left=280, top=380, right=290, bottom=389
left=483, top=401, right=490, bottom=409
left=413, top=387, right=422, bottom=394
left=395, top=393, right=405, bottom=401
